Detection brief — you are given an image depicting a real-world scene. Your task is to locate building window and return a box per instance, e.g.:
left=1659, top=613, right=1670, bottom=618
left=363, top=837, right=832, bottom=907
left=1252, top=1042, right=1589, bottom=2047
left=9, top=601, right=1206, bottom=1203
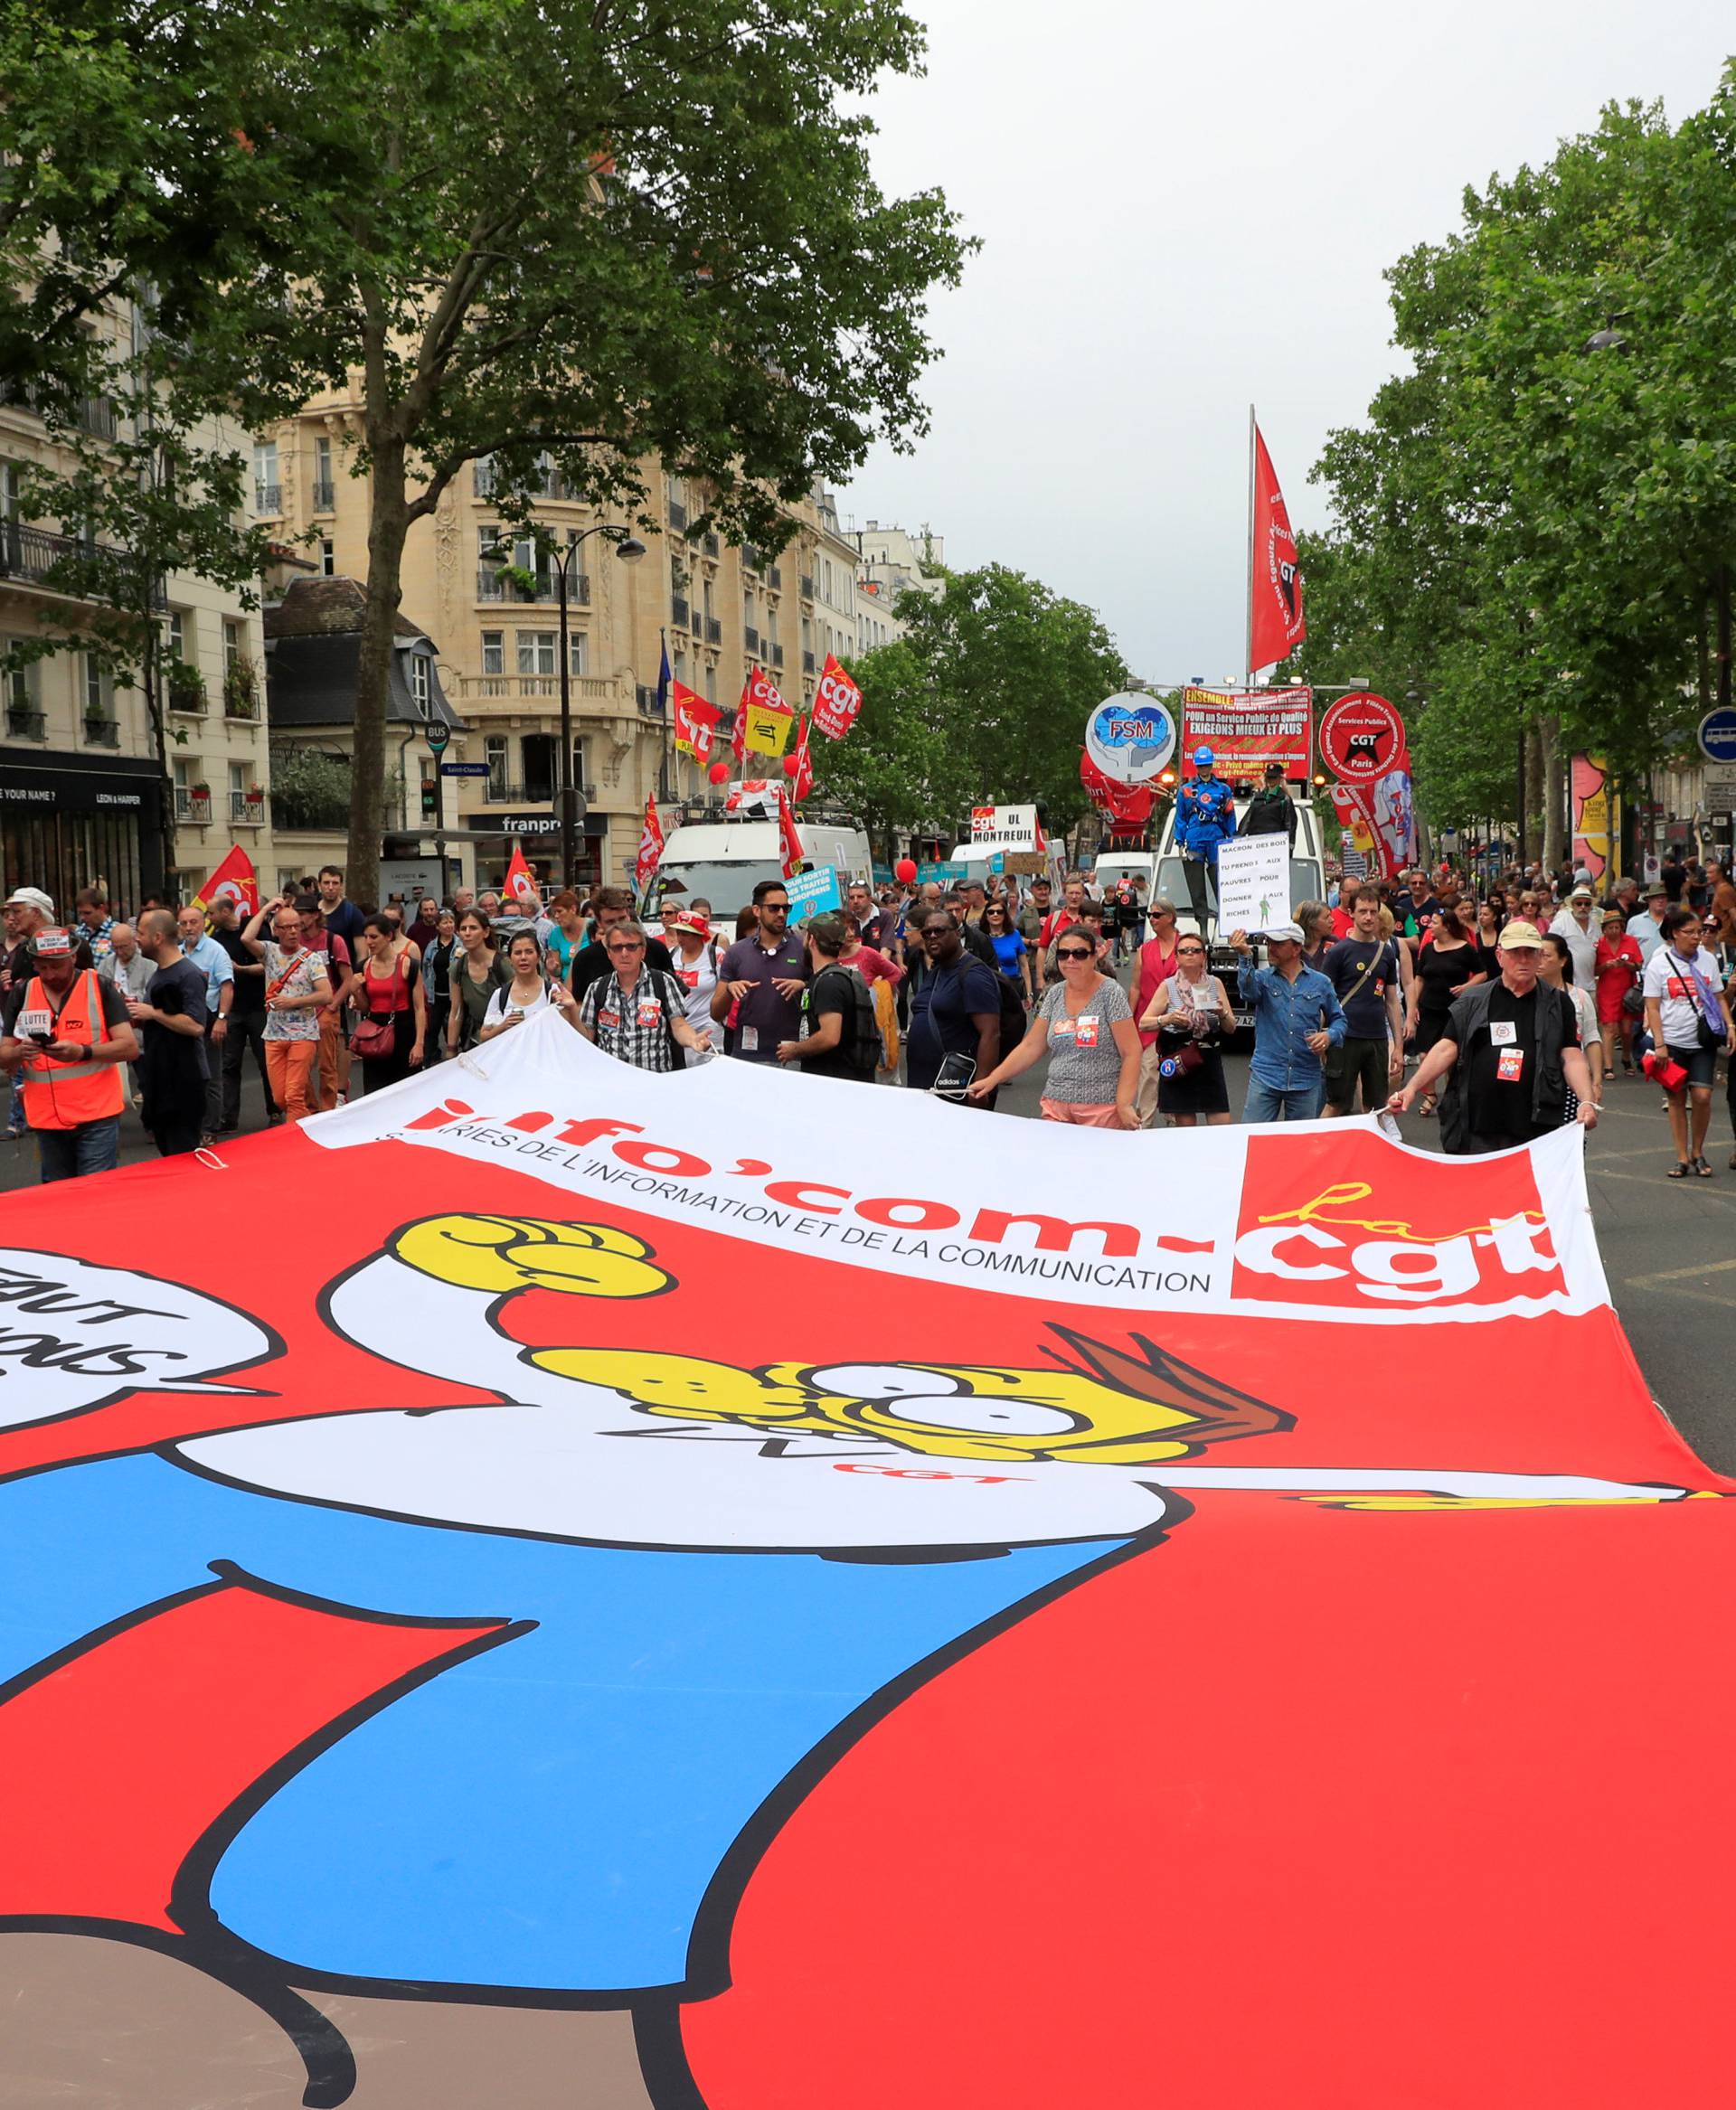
left=166, top=608, right=187, bottom=660
left=3, top=637, right=35, bottom=715
left=312, top=435, right=334, bottom=510
left=409, top=653, right=430, bottom=711
left=485, top=735, right=508, bottom=797
left=481, top=630, right=505, bottom=676
left=516, top=629, right=556, bottom=677
left=252, top=439, right=279, bottom=513
left=569, top=631, right=588, bottom=677
left=319, top=536, right=335, bottom=577
left=83, top=653, right=107, bottom=718
left=572, top=738, right=589, bottom=792
left=704, top=662, right=716, bottom=705
left=222, top=619, right=241, bottom=677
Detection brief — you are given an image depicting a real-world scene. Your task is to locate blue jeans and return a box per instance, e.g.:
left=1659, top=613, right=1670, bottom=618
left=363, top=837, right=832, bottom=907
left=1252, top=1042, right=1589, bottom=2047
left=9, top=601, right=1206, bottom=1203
left=35, top=1115, right=121, bottom=1182
left=1242, top=1075, right=1325, bottom=1124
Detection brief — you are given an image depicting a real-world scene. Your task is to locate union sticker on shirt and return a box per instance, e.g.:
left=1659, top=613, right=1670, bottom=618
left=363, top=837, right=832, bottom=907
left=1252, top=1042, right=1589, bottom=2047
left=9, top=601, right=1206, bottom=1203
left=599, top=1008, right=620, bottom=1031
left=636, top=998, right=663, bottom=1028
left=1075, top=1015, right=1100, bottom=1048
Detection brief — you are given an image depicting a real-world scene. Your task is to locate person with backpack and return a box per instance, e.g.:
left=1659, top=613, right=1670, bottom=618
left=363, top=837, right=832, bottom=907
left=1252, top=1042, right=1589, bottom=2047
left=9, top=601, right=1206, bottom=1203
left=777, top=914, right=879, bottom=1082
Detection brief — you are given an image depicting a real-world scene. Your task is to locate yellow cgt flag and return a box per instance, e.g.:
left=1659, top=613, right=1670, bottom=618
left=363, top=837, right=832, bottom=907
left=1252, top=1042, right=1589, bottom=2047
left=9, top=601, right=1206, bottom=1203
left=744, top=697, right=793, bottom=758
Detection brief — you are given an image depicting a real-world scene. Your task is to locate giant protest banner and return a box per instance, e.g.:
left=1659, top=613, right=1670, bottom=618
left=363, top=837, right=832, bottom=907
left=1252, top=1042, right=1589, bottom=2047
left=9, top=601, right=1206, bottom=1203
left=1182, top=684, right=1311, bottom=780
left=0, top=1019, right=1731, bottom=2109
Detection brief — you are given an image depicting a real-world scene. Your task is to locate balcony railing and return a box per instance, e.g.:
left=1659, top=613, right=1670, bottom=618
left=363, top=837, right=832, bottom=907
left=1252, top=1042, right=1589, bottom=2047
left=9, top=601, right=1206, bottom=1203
left=0, top=522, right=165, bottom=609
left=310, top=478, right=335, bottom=512
left=689, top=608, right=702, bottom=636
left=800, top=573, right=815, bottom=600
left=5, top=704, right=45, bottom=740
left=803, top=649, right=816, bottom=674
left=667, top=499, right=688, bottom=532
left=744, top=626, right=760, bottom=655
left=230, top=789, right=265, bottom=822
left=253, top=482, right=282, bottom=516
left=767, top=566, right=781, bottom=592
left=770, top=643, right=785, bottom=669
left=704, top=617, right=722, bottom=645
left=175, top=788, right=212, bottom=823
left=455, top=673, right=618, bottom=707
left=671, top=595, right=689, bottom=627
left=83, top=715, right=120, bottom=749
left=742, top=545, right=761, bottom=573
left=702, top=532, right=721, bottom=560
left=637, top=683, right=665, bottom=718
left=0, top=381, right=118, bottom=438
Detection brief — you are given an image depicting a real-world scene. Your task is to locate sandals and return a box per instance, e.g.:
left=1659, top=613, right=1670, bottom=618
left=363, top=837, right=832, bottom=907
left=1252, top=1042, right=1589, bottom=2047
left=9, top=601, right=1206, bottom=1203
left=1668, top=1162, right=1690, bottom=1179
left=1694, top=1155, right=1714, bottom=1178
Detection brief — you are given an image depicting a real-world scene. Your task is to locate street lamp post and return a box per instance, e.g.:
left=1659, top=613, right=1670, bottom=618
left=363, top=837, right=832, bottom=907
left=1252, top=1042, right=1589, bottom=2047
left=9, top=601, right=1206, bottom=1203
left=486, top=521, right=646, bottom=890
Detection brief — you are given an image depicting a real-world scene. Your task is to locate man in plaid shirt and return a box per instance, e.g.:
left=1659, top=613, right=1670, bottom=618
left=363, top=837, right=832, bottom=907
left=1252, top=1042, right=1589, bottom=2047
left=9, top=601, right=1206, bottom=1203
left=575, top=921, right=712, bottom=1069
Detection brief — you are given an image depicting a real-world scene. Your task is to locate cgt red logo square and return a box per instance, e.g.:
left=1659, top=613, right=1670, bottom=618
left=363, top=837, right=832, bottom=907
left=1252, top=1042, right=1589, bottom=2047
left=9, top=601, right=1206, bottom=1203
left=1232, top=1129, right=1566, bottom=1311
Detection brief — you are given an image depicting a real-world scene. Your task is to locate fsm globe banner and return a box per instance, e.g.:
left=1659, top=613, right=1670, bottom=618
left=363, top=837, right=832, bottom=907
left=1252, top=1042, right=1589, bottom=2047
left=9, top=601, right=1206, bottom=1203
left=1083, top=691, right=1177, bottom=784
left=0, top=1015, right=1731, bottom=2110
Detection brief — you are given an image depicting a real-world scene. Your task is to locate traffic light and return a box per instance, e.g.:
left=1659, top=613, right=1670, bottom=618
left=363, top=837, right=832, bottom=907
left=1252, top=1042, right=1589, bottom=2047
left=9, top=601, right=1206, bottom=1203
left=420, top=779, right=438, bottom=819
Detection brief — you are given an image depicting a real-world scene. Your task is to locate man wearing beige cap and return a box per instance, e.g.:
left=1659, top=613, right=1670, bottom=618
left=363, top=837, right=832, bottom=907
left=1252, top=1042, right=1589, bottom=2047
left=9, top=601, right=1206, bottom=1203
left=1389, top=919, right=1597, bottom=1154
left=1549, top=884, right=1599, bottom=989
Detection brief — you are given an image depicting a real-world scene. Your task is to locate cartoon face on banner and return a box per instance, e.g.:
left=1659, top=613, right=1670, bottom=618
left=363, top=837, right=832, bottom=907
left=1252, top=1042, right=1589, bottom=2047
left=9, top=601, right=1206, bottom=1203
left=0, top=1022, right=1728, bottom=2110
left=1083, top=692, right=1176, bottom=784
left=1319, top=692, right=1410, bottom=781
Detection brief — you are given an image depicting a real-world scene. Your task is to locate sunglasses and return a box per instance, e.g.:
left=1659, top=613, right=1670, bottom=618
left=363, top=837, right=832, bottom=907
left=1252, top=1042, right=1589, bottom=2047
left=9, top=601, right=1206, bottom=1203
left=1056, top=947, right=1094, bottom=961
left=1176, top=945, right=1206, bottom=955
left=607, top=940, right=645, bottom=953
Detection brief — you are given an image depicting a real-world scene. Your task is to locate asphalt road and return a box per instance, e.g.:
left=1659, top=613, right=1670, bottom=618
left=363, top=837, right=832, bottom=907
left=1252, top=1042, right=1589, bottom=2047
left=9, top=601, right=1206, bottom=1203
left=5, top=1021, right=1733, bottom=1474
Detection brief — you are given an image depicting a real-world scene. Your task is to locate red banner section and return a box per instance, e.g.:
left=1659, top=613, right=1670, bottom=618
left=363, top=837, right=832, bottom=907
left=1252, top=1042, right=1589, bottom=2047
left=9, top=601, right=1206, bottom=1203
left=1181, top=685, right=1311, bottom=781
left=1250, top=423, right=1306, bottom=671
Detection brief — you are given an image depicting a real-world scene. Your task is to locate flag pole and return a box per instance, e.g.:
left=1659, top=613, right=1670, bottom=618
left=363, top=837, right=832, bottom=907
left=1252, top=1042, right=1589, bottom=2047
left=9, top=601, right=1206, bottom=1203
left=1245, top=402, right=1257, bottom=692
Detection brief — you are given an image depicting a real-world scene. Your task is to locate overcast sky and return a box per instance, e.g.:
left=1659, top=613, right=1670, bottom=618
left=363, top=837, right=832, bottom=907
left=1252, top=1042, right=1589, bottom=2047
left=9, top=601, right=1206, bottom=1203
left=837, top=1, right=1734, bottom=684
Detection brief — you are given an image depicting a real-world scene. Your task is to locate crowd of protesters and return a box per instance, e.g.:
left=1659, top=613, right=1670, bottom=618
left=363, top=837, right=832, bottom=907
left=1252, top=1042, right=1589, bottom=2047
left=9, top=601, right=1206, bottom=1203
left=5, top=844, right=1735, bottom=1182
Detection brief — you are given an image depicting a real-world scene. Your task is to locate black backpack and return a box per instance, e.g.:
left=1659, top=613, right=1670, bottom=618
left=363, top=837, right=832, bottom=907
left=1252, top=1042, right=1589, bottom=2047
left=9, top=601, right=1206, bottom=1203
left=811, top=963, right=880, bottom=1080
left=947, top=956, right=1027, bottom=1060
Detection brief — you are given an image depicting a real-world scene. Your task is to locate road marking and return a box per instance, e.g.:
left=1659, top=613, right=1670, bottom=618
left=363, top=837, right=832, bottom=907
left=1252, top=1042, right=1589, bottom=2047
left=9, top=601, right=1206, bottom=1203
left=1627, top=1256, right=1736, bottom=1289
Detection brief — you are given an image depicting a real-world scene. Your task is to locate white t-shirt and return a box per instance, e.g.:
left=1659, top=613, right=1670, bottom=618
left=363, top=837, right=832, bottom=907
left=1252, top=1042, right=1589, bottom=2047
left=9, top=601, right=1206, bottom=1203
left=667, top=941, right=720, bottom=1065
left=1548, top=908, right=1599, bottom=991
left=1643, top=944, right=1722, bottom=1050
left=482, top=981, right=552, bottom=1032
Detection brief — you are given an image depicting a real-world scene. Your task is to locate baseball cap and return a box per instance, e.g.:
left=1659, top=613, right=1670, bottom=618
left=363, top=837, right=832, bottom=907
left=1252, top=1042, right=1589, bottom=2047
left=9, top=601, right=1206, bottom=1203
left=33, top=925, right=73, bottom=956
left=5, top=887, right=53, bottom=917
left=1262, top=919, right=1305, bottom=943
left=1263, top=760, right=1284, bottom=777
left=1497, top=918, right=1544, bottom=949
left=1194, top=746, right=1214, bottom=767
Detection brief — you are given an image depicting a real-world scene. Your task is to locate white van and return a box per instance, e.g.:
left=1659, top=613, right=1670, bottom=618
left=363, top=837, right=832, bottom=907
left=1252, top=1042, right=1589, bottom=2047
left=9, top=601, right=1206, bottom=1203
left=1092, top=851, right=1157, bottom=896
left=643, top=811, right=873, bottom=923
left=1151, top=794, right=1328, bottom=1028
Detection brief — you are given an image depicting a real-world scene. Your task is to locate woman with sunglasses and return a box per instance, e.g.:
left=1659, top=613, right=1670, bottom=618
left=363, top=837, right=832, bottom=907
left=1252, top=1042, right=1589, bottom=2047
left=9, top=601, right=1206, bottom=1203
left=574, top=919, right=711, bottom=1070
left=967, top=931, right=1139, bottom=1127
left=1142, top=933, right=1236, bottom=1126
left=979, top=898, right=1033, bottom=1005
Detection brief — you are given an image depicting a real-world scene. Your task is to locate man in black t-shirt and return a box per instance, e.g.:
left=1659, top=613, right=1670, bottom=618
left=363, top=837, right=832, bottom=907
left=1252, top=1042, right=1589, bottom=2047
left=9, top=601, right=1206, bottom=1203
left=571, top=886, right=676, bottom=996
left=1388, top=920, right=1595, bottom=1154
left=1321, top=885, right=1404, bottom=1116
left=777, top=914, right=876, bottom=1081
left=126, top=909, right=210, bottom=1157
left=209, top=895, right=277, bottom=1132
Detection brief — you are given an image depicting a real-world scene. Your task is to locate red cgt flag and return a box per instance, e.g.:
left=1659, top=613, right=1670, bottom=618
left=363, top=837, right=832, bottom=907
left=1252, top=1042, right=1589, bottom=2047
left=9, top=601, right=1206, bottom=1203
left=672, top=681, right=720, bottom=764
left=503, top=843, right=541, bottom=911
left=788, top=716, right=814, bottom=802
left=634, top=795, right=665, bottom=891
left=811, top=655, right=863, bottom=740
left=189, top=844, right=259, bottom=920
left=778, top=786, right=806, bottom=878
left=1250, top=424, right=1306, bottom=673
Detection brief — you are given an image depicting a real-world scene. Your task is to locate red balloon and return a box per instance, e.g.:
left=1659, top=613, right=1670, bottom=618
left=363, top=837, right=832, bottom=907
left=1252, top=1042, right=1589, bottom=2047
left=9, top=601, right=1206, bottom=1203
left=894, top=858, right=918, bottom=885
left=782, top=754, right=800, bottom=777
left=708, top=761, right=731, bottom=785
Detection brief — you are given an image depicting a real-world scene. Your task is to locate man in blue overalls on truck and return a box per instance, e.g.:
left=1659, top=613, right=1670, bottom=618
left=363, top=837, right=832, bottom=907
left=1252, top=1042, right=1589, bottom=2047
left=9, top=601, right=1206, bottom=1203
left=1175, top=747, right=1238, bottom=927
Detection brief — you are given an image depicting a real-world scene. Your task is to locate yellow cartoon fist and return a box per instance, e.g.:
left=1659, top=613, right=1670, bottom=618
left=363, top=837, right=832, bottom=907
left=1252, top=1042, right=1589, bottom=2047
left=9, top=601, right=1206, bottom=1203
left=391, top=1215, right=671, bottom=1301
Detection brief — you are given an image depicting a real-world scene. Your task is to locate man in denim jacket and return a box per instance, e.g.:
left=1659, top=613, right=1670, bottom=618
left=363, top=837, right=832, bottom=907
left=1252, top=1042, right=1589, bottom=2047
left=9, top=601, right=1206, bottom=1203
left=1228, top=918, right=1345, bottom=1122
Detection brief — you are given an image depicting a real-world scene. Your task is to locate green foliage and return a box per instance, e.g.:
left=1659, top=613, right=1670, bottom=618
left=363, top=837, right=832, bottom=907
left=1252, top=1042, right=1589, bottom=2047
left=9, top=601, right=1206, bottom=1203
left=269, top=746, right=353, bottom=833
left=1303, top=79, right=1736, bottom=833
left=818, top=566, right=1129, bottom=842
